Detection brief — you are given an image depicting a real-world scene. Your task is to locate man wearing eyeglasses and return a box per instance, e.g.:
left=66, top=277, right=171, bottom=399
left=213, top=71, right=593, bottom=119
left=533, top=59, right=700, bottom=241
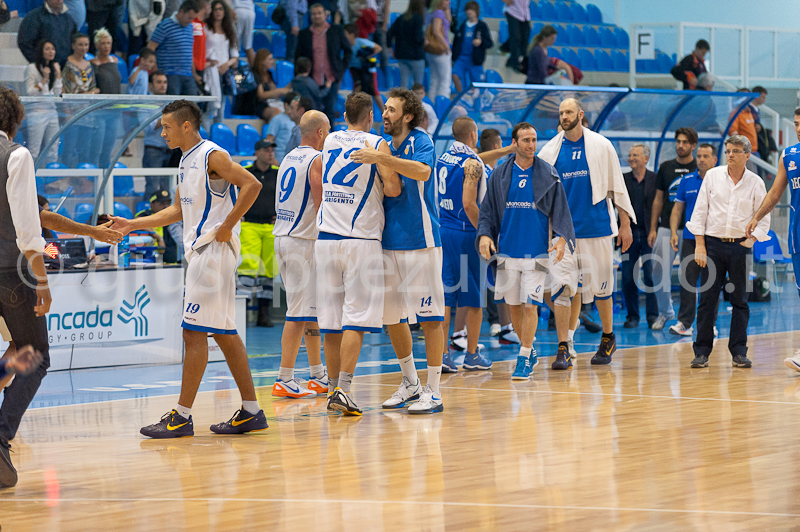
left=685, top=135, right=770, bottom=369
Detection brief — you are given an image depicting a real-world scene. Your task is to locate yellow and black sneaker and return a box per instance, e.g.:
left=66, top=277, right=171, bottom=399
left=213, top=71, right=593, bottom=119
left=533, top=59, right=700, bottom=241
left=140, top=410, right=194, bottom=439
left=329, top=388, right=362, bottom=416
left=591, top=333, right=616, bottom=365
left=210, top=408, right=269, bottom=434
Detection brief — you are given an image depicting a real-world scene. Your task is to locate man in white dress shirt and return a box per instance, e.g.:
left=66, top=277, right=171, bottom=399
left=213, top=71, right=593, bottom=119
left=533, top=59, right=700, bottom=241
left=685, top=135, right=770, bottom=369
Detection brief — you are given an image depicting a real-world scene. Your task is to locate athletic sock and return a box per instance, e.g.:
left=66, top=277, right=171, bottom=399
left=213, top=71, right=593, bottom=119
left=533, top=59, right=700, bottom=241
left=174, top=404, right=191, bottom=418
left=242, top=400, right=261, bottom=415
left=278, top=367, right=294, bottom=382
left=568, top=329, right=575, bottom=341
left=519, top=346, right=532, bottom=358
left=338, top=371, right=354, bottom=393
left=501, top=323, right=513, bottom=332
left=602, top=331, right=615, bottom=340
left=559, top=341, right=569, bottom=349
left=309, top=364, right=325, bottom=379
left=328, top=378, right=339, bottom=394
left=398, top=354, right=419, bottom=384
left=427, top=365, right=442, bottom=394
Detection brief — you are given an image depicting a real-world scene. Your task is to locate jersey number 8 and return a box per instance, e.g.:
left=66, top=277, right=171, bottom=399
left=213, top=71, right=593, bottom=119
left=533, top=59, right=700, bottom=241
left=437, top=167, right=447, bottom=195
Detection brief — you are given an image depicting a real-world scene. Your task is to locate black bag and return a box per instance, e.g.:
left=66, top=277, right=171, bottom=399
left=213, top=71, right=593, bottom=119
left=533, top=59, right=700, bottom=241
left=670, top=63, right=683, bottom=82
left=222, top=61, right=258, bottom=96
left=271, top=3, right=286, bottom=25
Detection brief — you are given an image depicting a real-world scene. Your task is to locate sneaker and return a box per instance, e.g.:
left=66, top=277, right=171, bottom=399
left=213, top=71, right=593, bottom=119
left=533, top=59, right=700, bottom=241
left=489, top=323, right=501, bottom=336
left=449, top=330, right=467, bottom=351
left=567, top=339, right=577, bottom=360
left=329, top=388, right=362, bottom=416
left=691, top=354, right=709, bottom=368
left=784, top=350, right=800, bottom=372
left=511, top=356, right=532, bottom=381
left=382, top=376, right=422, bottom=409
left=140, top=410, right=194, bottom=439
left=408, top=385, right=444, bottom=414
left=669, top=322, right=693, bottom=336
left=0, top=437, right=17, bottom=488
left=580, top=311, right=602, bottom=333
left=210, top=408, right=269, bottom=434
left=462, top=347, right=493, bottom=371
left=529, top=351, right=540, bottom=372
left=651, top=314, right=668, bottom=331
left=623, top=318, right=639, bottom=329
left=713, top=326, right=719, bottom=337
left=326, top=392, right=335, bottom=411
left=307, top=372, right=329, bottom=395
left=498, top=327, right=521, bottom=345
left=732, top=354, right=752, bottom=368
left=442, top=351, right=458, bottom=373
left=590, top=335, right=616, bottom=365
left=272, top=378, right=317, bottom=398
left=551, top=344, right=573, bottom=370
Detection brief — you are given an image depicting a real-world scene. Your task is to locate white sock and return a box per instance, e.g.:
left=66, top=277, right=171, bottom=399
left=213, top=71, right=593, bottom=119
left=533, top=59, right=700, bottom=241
left=399, top=354, right=419, bottom=384
left=242, top=400, right=261, bottom=415
left=174, top=404, right=191, bottom=418
left=452, top=328, right=466, bottom=339
left=568, top=329, right=575, bottom=341
left=501, top=323, right=513, bottom=332
left=519, top=346, right=532, bottom=358
left=278, top=367, right=294, bottom=382
left=427, top=365, right=442, bottom=394
left=309, top=364, right=325, bottom=379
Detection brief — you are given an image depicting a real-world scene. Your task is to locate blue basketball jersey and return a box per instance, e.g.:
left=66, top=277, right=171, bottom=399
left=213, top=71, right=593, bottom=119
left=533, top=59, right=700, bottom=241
left=782, top=143, right=800, bottom=254
left=436, top=141, right=487, bottom=232
left=556, top=136, right=613, bottom=239
left=498, top=163, right=550, bottom=258
left=382, top=128, right=441, bottom=250
left=674, top=170, right=704, bottom=240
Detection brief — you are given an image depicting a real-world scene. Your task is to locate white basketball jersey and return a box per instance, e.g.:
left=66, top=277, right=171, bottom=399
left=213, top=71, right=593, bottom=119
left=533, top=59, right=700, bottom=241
left=179, top=140, right=239, bottom=253
left=273, top=145, right=321, bottom=240
left=317, top=130, right=386, bottom=240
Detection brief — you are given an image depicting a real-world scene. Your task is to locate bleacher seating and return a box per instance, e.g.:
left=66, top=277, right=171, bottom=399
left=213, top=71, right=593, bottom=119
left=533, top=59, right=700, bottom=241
left=567, top=24, right=584, bottom=46
left=586, top=3, right=603, bottom=24
left=485, top=69, right=503, bottom=84
left=614, top=27, right=629, bottom=49
left=540, top=1, right=557, bottom=21
left=254, top=5, right=269, bottom=29
left=114, top=162, right=135, bottom=196
left=584, top=26, right=600, bottom=47
left=135, top=201, right=150, bottom=214
left=595, top=49, right=613, bottom=71
left=116, top=56, right=128, bottom=81
left=571, top=2, right=587, bottom=23
left=211, top=123, right=236, bottom=154
left=253, top=32, right=270, bottom=54
left=270, top=31, right=287, bottom=59
left=113, top=202, right=134, bottom=219
left=435, top=96, right=450, bottom=120
left=555, top=2, right=572, bottom=22
left=265, top=4, right=281, bottom=30
left=199, top=125, right=209, bottom=140
left=236, top=124, right=261, bottom=156
left=529, top=2, right=541, bottom=20
left=600, top=26, right=615, bottom=48
left=128, top=54, right=139, bottom=73
left=499, top=20, right=508, bottom=46
left=74, top=203, right=94, bottom=224
left=562, top=48, right=580, bottom=69
left=274, top=60, right=293, bottom=86
left=239, top=160, right=254, bottom=167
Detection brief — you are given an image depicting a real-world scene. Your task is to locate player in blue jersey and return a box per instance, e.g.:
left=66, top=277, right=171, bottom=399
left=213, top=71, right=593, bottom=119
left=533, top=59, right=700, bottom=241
left=747, top=108, right=800, bottom=371
left=478, top=122, right=576, bottom=379
left=351, top=88, right=447, bottom=414
left=538, top=98, right=636, bottom=367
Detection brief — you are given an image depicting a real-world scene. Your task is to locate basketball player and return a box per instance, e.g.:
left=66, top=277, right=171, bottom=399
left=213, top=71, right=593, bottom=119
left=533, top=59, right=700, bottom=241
left=111, top=100, right=269, bottom=437
left=316, top=92, right=400, bottom=416
left=350, top=88, right=447, bottom=414
left=746, top=107, right=800, bottom=371
left=478, top=123, right=576, bottom=380
left=538, top=98, right=636, bottom=367
left=272, top=110, right=330, bottom=399
left=435, top=116, right=492, bottom=376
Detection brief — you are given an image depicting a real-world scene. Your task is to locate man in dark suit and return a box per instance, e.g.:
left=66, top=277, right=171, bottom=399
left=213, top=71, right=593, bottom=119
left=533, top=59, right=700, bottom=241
left=295, top=3, right=352, bottom=123
left=621, top=144, right=658, bottom=328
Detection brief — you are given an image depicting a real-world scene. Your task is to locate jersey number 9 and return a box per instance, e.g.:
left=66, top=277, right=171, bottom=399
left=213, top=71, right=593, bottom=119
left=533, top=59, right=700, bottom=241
left=279, top=167, right=297, bottom=203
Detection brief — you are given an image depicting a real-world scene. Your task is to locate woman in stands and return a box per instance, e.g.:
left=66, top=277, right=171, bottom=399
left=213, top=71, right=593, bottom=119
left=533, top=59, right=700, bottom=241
left=525, top=25, right=557, bottom=85
left=24, top=41, right=62, bottom=165
left=90, top=28, right=122, bottom=169
left=426, top=0, right=452, bottom=101
left=205, top=0, right=239, bottom=123
left=234, top=49, right=291, bottom=123
left=62, top=33, right=99, bottom=168
left=387, top=0, right=426, bottom=89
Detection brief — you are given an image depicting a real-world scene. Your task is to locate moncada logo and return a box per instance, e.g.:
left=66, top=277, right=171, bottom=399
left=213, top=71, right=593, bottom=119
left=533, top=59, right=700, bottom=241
left=117, top=285, right=151, bottom=337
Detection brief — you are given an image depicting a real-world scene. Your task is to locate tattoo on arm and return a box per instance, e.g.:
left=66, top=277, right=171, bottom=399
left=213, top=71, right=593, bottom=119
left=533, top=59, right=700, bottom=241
left=464, top=161, right=482, bottom=184
left=304, top=328, right=321, bottom=337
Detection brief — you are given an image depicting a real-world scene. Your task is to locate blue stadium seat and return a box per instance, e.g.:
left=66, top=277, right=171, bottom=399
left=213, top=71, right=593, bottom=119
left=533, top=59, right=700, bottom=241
left=74, top=203, right=94, bottom=224
left=612, top=50, right=628, bottom=72
left=562, top=48, right=580, bottom=69
left=335, top=94, right=346, bottom=117
left=253, top=32, right=270, bottom=53
left=46, top=162, right=67, bottom=169
left=113, top=202, right=134, bottom=219
left=595, top=49, right=613, bottom=71
left=498, top=19, right=509, bottom=45
left=571, top=2, right=587, bottom=23
left=77, top=162, right=98, bottom=169
left=539, top=1, right=556, bottom=20
left=255, top=4, right=269, bottom=29
left=586, top=3, right=603, bottom=24
left=656, top=51, right=673, bottom=74
left=583, top=26, right=600, bottom=47
left=376, top=69, right=387, bottom=91
left=636, top=59, right=653, bottom=74
left=544, top=128, right=558, bottom=139
left=236, top=124, right=261, bottom=156
left=484, top=69, right=503, bottom=83
left=199, top=125, right=209, bottom=140
left=261, top=123, right=269, bottom=138
left=128, top=54, right=139, bottom=73
left=340, top=69, right=353, bottom=90
left=578, top=49, right=596, bottom=71
left=434, top=96, right=450, bottom=119
left=115, top=57, right=128, bottom=83
left=549, top=47, right=562, bottom=60
left=554, top=1, right=572, bottom=22
left=387, top=64, right=400, bottom=88
left=84, top=53, right=94, bottom=60
left=239, top=160, right=254, bottom=167
left=614, top=27, right=629, bottom=49
left=210, top=123, right=236, bottom=153
left=332, top=124, right=347, bottom=132
left=7, top=0, right=26, bottom=16
left=274, top=60, right=294, bottom=86
left=114, top=162, right=135, bottom=196
left=423, top=96, right=434, bottom=108
left=424, top=67, right=430, bottom=92
left=529, top=1, right=541, bottom=20
left=390, top=12, right=400, bottom=26
left=600, top=27, right=615, bottom=48
left=566, top=25, right=583, bottom=46
left=531, top=22, right=544, bottom=44
left=135, top=201, right=150, bottom=214
left=266, top=4, right=280, bottom=29
left=270, top=31, right=286, bottom=58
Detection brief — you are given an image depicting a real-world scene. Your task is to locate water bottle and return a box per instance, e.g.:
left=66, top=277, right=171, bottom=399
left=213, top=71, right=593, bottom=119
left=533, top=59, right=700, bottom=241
left=119, top=235, right=130, bottom=268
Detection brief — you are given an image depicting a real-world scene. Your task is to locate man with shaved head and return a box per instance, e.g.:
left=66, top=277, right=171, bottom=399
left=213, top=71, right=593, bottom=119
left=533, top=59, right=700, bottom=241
left=538, top=98, right=637, bottom=368
left=271, top=110, right=331, bottom=399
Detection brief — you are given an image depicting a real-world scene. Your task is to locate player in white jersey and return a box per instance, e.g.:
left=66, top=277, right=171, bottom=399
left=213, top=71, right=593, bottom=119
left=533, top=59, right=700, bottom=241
left=316, top=92, right=401, bottom=415
left=110, top=100, right=269, bottom=438
left=271, top=110, right=330, bottom=399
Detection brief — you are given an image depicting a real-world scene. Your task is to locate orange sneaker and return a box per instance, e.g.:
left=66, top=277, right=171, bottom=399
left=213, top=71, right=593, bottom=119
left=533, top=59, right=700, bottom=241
left=272, top=379, right=316, bottom=398
left=307, top=372, right=329, bottom=395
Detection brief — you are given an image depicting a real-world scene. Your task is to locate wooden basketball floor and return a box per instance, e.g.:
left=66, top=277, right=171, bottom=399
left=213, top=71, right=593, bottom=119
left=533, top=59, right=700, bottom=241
left=2, top=331, right=800, bottom=531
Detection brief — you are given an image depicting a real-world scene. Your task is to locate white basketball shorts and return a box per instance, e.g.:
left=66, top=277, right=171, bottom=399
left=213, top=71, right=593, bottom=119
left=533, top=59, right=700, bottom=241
left=182, top=238, right=240, bottom=334
left=494, top=257, right=548, bottom=306
left=275, top=236, right=317, bottom=321
left=383, top=247, right=445, bottom=325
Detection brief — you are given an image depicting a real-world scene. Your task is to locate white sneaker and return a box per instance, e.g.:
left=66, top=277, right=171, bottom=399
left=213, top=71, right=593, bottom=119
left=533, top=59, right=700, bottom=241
left=489, top=323, right=501, bottom=336
left=652, top=313, right=668, bottom=331
left=408, top=385, right=443, bottom=414
left=713, top=326, right=719, bottom=337
left=498, top=327, right=521, bottom=345
left=669, top=322, right=693, bottom=337
left=784, top=350, right=800, bottom=372
left=450, top=335, right=484, bottom=352
left=381, top=376, right=422, bottom=409
left=567, top=339, right=577, bottom=359
left=272, top=378, right=316, bottom=398
left=307, top=371, right=329, bottom=395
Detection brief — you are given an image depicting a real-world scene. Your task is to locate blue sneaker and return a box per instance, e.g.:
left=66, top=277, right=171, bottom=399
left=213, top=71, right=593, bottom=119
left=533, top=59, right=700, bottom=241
left=511, top=356, right=531, bottom=381
left=442, top=351, right=458, bottom=373
left=463, top=347, right=493, bottom=371
left=529, top=351, right=539, bottom=372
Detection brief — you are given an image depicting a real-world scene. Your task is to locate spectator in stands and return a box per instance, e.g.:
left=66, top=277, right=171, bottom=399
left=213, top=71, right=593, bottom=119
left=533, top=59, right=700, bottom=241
left=25, top=41, right=62, bottom=165
left=425, top=0, right=452, bottom=102
left=412, top=83, right=438, bottom=135
left=266, top=92, right=299, bottom=161
left=17, top=0, right=77, bottom=66
left=281, top=0, right=308, bottom=64
left=204, top=0, right=239, bottom=123
left=283, top=95, right=312, bottom=154
left=344, top=23, right=384, bottom=113
left=86, top=0, right=123, bottom=55
left=147, top=0, right=200, bottom=96
left=142, top=72, right=173, bottom=198
left=292, top=57, right=331, bottom=111
left=451, top=1, right=492, bottom=93
left=231, top=0, right=256, bottom=65
left=128, top=47, right=157, bottom=94
left=63, top=33, right=99, bottom=94
left=296, top=3, right=352, bottom=122
left=673, top=39, right=709, bottom=90
left=621, top=144, right=658, bottom=328
left=128, top=0, right=166, bottom=56
left=731, top=86, right=768, bottom=173
left=235, top=49, right=291, bottom=121
left=502, top=0, right=530, bottom=73
left=91, top=28, right=122, bottom=169
left=387, top=0, right=425, bottom=89
left=372, top=0, right=391, bottom=77
left=648, top=127, right=697, bottom=330
left=62, top=0, right=85, bottom=32
left=191, top=0, right=210, bottom=91
left=525, top=25, right=557, bottom=85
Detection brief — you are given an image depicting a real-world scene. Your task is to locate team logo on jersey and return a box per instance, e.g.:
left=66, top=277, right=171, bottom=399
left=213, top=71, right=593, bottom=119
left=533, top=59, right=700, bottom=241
left=789, top=160, right=797, bottom=171
left=791, top=148, right=797, bottom=154
left=405, top=145, right=410, bottom=156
